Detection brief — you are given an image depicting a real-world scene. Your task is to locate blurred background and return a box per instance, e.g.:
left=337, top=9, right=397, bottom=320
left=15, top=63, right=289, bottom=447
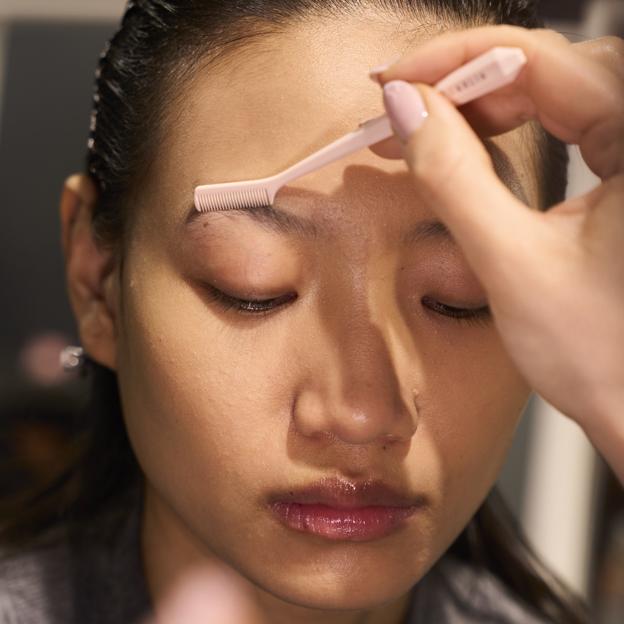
left=0, top=0, right=622, bottom=621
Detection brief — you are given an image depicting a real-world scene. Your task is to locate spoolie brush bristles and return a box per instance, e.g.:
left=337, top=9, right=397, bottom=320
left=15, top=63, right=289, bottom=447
left=195, top=185, right=272, bottom=212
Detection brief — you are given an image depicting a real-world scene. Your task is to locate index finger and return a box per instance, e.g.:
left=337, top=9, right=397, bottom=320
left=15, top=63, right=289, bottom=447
left=376, top=25, right=624, bottom=179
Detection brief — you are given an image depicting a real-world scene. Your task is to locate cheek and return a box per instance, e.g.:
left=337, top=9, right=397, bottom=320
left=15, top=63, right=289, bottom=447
left=411, top=328, right=529, bottom=548
left=115, top=254, right=298, bottom=517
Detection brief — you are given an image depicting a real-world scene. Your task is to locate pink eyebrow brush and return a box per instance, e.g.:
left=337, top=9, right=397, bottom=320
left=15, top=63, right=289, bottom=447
left=194, top=46, right=526, bottom=213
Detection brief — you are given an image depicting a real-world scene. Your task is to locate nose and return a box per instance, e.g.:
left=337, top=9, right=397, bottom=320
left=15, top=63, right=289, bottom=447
left=292, top=306, right=419, bottom=445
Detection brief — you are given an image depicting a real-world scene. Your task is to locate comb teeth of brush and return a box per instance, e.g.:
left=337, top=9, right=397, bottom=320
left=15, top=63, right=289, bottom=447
left=196, top=186, right=271, bottom=212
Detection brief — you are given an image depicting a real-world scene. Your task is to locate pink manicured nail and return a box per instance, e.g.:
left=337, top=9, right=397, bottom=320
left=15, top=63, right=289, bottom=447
left=369, top=60, right=393, bottom=74
left=382, top=80, right=428, bottom=142
left=368, top=55, right=401, bottom=83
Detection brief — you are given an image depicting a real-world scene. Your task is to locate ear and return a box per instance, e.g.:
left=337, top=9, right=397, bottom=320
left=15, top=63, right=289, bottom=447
left=60, top=174, right=119, bottom=371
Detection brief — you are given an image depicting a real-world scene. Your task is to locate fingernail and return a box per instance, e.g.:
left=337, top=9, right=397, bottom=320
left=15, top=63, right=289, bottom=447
left=368, top=55, right=401, bottom=83
left=382, top=80, right=428, bottom=142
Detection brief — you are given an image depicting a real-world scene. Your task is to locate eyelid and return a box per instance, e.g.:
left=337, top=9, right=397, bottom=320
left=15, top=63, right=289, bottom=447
left=203, top=283, right=297, bottom=315
left=421, top=296, right=491, bottom=326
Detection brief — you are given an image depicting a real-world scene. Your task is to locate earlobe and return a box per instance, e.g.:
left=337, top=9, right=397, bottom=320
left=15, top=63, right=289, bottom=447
left=60, top=173, right=118, bottom=371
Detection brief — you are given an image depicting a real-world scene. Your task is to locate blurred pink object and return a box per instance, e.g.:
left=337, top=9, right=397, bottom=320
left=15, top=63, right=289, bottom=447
left=18, top=331, right=74, bottom=386
left=147, top=567, right=264, bottom=624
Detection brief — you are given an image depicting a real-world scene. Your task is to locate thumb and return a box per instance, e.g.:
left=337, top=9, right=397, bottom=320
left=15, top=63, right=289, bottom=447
left=382, top=80, right=537, bottom=275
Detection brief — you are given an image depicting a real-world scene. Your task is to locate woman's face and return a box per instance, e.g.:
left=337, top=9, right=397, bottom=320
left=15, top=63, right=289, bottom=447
left=113, top=16, right=538, bottom=613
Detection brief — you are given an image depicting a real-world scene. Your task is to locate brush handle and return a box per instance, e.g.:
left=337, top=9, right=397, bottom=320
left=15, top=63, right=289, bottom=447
left=434, top=46, right=527, bottom=105
left=274, top=47, right=527, bottom=188
left=274, top=114, right=393, bottom=187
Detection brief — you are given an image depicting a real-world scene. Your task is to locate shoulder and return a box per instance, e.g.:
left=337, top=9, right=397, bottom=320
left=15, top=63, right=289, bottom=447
left=408, top=553, right=551, bottom=623
left=0, top=537, right=73, bottom=624
left=0, top=485, right=151, bottom=624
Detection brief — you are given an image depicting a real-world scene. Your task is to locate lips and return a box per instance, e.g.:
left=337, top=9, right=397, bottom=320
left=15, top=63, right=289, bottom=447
left=267, top=476, right=426, bottom=542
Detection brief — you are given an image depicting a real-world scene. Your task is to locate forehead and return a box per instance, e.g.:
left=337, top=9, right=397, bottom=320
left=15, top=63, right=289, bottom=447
left=145, top=16, right=537, bottom=231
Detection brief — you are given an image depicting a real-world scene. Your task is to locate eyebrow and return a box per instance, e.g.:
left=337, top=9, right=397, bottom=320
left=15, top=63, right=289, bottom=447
left=185, top=203, right=321, bottom=238
left=485, top=139, right=530, bottom=205
left=184, top=147, right=528, bottom=244
left=186, top=202, right=454, bottom=245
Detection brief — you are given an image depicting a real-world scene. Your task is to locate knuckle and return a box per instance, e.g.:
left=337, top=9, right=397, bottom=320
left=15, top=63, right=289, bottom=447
left=598, top=36, right=624, bottom=75
left=534, top=28, right=570, bottom=48
left=574, top=36, right=624, bottom=80
left=491, top=24, right=529, bottom=44
left=493, top=24, right=523, bottom=36
left=596, top=35, right=624, bottom=59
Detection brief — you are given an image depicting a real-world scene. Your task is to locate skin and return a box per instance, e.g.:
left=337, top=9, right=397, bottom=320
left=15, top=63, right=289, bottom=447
left=58, top=15, right=624, bottom=624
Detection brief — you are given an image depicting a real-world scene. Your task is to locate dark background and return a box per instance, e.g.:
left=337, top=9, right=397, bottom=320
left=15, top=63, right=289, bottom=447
left=0, top=23, right=114, bottom=361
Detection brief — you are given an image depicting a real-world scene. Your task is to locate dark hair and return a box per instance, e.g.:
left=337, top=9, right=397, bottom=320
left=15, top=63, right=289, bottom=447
left=2, top=1, right=586, bottom=622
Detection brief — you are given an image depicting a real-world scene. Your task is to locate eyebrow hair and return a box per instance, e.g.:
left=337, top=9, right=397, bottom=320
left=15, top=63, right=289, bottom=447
left=184, top=151, right=527, bottom=245
left=485, top=139, right=530, bottom=205
left=402, top=219, right=453, bottom=245
left=186, top=202, right=454, bottom=246
left=186, top=203, right=320, bottom=238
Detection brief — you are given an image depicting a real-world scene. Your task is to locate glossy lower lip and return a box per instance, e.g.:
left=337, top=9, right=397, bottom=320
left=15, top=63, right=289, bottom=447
left=269, top=502, right=418, bottom=542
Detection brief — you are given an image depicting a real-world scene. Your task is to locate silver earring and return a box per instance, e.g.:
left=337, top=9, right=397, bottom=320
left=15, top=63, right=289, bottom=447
left=60, top=345, right=85, bottom=372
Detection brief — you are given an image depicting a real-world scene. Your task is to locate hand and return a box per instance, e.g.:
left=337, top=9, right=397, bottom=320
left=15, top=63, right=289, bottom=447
left=369, top=26, right=624, bottom=480
left=144, top=567, right=264, bottom=624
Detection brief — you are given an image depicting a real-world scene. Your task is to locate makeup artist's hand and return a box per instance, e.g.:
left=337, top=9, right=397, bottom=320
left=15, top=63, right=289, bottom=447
left=369, top=26, right=624, bottom=483
left=146, top=567, right=264, bottom=624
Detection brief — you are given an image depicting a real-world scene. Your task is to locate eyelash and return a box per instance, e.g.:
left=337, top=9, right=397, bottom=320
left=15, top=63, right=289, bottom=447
left=420, top=295, right=491, bottom=327
left=204, top=286, right=297, bottom=316
left=204, top=287, right=491, bottom=325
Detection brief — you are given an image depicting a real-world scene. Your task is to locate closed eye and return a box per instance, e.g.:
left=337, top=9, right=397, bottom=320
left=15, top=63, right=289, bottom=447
left=201, top=286, right=490, bottom=326
left=203, top=285, right=297, bottom=316
left=422, top=295, right=491, bottom=326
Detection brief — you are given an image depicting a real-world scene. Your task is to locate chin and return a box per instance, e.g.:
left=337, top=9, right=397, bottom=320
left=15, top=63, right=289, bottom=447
left=246, top=557, right=419, bottom=611
left=266, top=579, right=413, bottom=611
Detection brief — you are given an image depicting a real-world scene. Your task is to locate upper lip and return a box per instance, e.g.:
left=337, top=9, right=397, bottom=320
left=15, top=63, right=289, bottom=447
left=267, top=476, right=427, bottom=510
